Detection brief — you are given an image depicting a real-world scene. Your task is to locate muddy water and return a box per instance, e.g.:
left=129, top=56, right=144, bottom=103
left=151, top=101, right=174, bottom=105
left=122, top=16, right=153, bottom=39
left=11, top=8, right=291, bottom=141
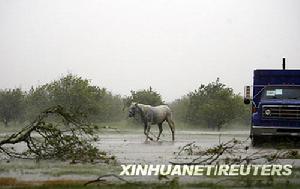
left=1, top=130, right=300, bottom=183
left=97, top=130, right=300, bottom=166
left=94, top=130, right=300, bottom=183
left=98, top=130, right=248, bottom=164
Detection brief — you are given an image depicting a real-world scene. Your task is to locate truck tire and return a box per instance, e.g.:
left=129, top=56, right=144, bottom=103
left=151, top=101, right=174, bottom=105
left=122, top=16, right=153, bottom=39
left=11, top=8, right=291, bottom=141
left=251, top=135, right=264, bottom=147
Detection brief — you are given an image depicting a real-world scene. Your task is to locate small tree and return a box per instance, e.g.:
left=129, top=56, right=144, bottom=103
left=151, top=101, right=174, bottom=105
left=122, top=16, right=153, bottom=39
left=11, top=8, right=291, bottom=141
left=0, top=88, right=25, bottom=126
left=187, top=78, right=246, bottom=130
left=25, top=85, right=51, bottom=121
left=125, top=87, right=164, bottom=106
left=46, top=74, right=102, bottom=116
left=170, top=96, right=190, bottom=123
left=25, top=74, right=124, bottom=123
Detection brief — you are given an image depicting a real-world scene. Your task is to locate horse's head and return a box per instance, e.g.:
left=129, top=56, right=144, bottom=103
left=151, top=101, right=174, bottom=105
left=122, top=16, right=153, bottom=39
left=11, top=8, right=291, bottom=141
left=128, top=103, right=139, bottom=117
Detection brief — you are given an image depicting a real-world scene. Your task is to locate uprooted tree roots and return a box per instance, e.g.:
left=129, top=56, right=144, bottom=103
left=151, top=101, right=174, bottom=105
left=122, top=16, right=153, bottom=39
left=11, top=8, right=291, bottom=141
left=0, top=105, right=112, bottom=163
left=170, top=138, right=300, bottom=165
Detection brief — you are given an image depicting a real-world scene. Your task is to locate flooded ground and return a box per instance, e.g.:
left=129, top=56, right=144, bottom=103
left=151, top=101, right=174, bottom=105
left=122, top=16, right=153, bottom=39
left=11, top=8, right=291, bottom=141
left=1, top=129, right=300, bottom=186
left=98, top=130, right=249, bottom=164
left=98, top=130, right=300, bottom=166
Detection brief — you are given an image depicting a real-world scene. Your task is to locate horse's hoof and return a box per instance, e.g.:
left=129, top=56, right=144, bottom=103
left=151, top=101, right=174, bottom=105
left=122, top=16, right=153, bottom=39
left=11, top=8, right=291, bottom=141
left=144, top=140, right=150, bottom=144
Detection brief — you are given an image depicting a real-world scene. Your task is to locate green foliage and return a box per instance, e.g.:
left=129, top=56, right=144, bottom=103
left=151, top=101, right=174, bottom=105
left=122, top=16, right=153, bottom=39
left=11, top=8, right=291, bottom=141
left=171, top=78, right=250, bottom=130
left=25, top=85, right=52, bottom=121
left=25, top=74, right=124, bottom=123
left=125, top=87, right=164, bottom=106
left=0, top=74, right=125, bottom=126
left=0, top=88, right=25, bottom=126
left=0, top=76, right=249, bottom=130
left=170, top=96, right=189, bottom=123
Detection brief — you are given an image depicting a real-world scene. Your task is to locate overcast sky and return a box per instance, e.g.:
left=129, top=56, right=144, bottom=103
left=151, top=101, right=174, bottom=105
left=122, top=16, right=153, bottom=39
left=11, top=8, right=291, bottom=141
left=0, top=0, right=299, bottom=102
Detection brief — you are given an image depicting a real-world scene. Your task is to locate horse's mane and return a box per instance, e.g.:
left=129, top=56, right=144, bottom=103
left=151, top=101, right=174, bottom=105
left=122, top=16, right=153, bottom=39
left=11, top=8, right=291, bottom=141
left=135, top=104, right=147, bottom=122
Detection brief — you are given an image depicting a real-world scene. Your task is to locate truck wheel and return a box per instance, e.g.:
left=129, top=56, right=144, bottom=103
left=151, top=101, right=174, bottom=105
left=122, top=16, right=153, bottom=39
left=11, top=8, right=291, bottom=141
left=251, top=136, right=263, bottom=147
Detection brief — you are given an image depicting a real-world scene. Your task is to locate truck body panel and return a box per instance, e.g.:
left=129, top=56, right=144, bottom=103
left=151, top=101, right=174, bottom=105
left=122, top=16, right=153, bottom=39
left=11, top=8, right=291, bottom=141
left=250, top=69, right=300, bottom=139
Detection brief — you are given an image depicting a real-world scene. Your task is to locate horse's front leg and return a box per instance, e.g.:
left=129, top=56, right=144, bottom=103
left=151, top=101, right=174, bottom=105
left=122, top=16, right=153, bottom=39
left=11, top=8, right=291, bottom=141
left=143, top=123, right=148, bottom=142
left=144, top=122, right=153, bottom=142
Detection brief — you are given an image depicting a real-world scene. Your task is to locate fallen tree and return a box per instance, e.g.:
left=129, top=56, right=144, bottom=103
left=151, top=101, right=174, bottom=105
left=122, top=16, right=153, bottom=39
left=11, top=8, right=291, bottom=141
left=0, top=105, right=111, bottom=163
left=170, top=138, right=299, bottom=165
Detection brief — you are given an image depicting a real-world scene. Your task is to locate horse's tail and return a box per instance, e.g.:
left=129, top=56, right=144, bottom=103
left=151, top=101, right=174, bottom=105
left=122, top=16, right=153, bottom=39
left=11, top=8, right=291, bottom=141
left=166, top=111, right=175, bottom=141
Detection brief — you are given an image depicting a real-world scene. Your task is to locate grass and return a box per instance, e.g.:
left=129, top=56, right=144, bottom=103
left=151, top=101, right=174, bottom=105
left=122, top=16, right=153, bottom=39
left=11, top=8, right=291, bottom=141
left=0, top=120, right=250, bottom=133
left=1, top=159, right=300, bottom=188
left=1, top=177, right=300, bottom=189
left=0, top=159, right=121, bottom=177
left=0, top=122, right=28, bottom=133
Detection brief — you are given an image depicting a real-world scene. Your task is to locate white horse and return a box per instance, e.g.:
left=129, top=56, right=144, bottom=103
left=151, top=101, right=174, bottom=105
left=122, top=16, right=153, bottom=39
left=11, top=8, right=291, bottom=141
left=128, top=103, right=175, bottom=142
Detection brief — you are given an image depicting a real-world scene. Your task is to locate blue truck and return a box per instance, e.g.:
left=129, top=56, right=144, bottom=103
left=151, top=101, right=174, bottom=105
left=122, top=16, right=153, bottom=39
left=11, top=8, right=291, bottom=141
left=244, top=58, right=300, bottom=146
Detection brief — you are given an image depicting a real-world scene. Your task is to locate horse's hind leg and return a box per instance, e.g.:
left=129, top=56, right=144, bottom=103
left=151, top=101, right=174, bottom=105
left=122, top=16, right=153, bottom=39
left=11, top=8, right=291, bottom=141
left=157, top=123, right=163, bottom=141
left=166, top=117, right=175, bottom=141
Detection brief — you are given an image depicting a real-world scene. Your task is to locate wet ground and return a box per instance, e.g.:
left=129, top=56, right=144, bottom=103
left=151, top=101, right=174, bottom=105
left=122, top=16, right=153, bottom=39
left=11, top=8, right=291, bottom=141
left=98, top=130, right=300, bottom=165
left=98, top=130, right=250, bottom=164
left=1, top=129, right=300, bottom=184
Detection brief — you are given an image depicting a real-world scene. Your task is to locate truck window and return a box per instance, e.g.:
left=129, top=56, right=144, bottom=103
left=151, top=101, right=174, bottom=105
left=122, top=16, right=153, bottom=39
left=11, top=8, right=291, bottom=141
left=261, top=86, right=300, bottom=100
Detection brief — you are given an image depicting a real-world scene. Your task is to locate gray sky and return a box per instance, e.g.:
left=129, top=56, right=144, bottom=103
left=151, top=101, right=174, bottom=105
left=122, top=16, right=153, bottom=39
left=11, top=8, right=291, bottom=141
left=0, top=0, right=299, bottom=102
